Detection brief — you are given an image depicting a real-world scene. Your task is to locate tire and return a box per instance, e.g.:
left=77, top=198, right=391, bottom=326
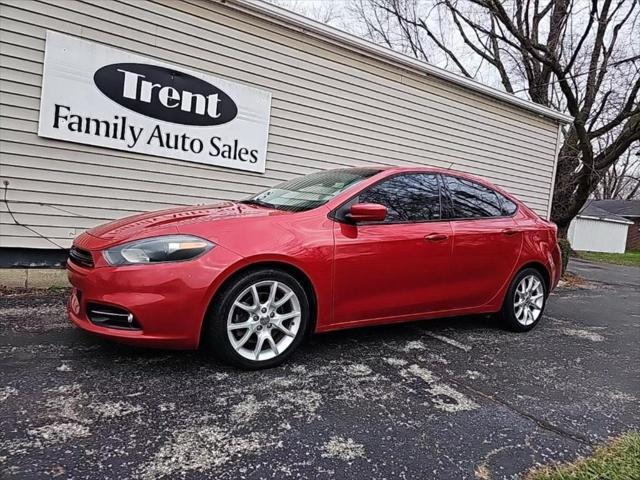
left=499, top=268, right=547, bottom=332
left=203, top=268, right=310, bottom=369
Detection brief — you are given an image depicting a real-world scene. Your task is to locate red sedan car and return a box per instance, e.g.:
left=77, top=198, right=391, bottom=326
left=67, top=167, right=561, bottom=369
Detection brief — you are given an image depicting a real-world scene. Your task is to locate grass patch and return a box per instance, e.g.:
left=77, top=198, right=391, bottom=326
left=525, top=432, right=640, bottom=480
left=576, top=250, right=640, bottom=267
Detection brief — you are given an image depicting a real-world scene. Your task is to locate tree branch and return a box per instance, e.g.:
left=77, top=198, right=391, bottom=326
left=594, top=113, right=640, bottom=170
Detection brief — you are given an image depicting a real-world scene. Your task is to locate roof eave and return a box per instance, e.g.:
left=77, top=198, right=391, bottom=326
left=227, top=0, right=574, bottom=124
left=577, top=214, right=635, bottom=225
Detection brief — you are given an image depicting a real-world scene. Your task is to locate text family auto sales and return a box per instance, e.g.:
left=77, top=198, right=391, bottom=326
left=52, top=104, right=258, bottom=162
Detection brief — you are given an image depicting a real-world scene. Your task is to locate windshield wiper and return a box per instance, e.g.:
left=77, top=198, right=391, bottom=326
left=239, top=199, right=274, bottom=209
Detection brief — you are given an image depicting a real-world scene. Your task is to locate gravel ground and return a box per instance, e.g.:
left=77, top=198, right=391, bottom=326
left=1, top=259, right=638, bottom=479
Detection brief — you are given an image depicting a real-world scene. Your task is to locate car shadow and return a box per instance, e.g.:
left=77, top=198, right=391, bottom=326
left=305, top=314, right=501, bottom=350
left=71, top=313, right=503, bottom=372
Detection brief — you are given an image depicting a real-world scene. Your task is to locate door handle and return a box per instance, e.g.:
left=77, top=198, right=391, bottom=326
left=502, top=228, right=520, bottom=236
left=424, top=233, right=448, bottom=242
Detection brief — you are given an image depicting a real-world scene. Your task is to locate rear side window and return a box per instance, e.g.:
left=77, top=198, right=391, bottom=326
left=443, top=176, right=503, bottom=218
left=498, top=194, right=518, bottom=216
left=358, top=173, right=442, bottom=222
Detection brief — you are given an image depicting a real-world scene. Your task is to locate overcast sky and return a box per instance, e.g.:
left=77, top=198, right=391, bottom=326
left=267, top=0, right=512, bottom=92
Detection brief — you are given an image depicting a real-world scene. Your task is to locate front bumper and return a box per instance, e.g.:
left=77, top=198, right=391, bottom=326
left=66, top=243, right=242, bottom=349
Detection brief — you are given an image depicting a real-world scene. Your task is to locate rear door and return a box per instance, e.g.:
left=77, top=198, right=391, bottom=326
left=442, top=175, right=523, bottom=309
left=332, top=173, right=453, bottom=325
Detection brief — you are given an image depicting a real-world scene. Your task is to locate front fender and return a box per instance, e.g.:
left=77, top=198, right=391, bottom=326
left=198, top=251, right=332, bottom=342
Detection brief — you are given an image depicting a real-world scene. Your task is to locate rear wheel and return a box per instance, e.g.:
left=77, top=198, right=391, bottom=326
left=499, top=268, right=547, bottom=332
left=203, top=269, right=309, bottom=369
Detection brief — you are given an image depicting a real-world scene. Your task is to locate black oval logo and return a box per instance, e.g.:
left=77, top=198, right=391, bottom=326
left=93, top=63, right=237, bottom=126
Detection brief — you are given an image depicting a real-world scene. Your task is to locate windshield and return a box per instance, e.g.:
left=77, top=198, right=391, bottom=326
left=243, top=168, right=382, bottom=212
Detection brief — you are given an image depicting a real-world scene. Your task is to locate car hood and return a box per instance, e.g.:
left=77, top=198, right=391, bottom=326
left=85, top=202, right=288, bottom=247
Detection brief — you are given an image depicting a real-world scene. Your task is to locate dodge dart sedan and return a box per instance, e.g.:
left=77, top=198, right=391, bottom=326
left=67, top=167, right=561, bottom=369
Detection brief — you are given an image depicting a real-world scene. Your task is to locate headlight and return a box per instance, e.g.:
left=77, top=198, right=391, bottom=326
left=103, top=235, right=213, bottom=266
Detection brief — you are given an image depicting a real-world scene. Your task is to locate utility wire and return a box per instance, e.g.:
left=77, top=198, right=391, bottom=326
left=44, top=203, right=85, bottom=217
left=2, top=181, right=67, bottom=250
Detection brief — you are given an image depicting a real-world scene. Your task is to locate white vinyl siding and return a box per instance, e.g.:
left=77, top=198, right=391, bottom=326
left=568, top=218, right=630, bottom=254
left=0, top=0, right=562, bottom=249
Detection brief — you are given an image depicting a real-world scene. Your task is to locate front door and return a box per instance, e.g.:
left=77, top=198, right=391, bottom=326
left=332, top=173, right=453, bottom=325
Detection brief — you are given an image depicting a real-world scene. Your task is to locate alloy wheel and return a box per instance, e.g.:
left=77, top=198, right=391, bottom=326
left=227, top=280, right=301, bottom=361
left=513, top=274, right=544, bottom=326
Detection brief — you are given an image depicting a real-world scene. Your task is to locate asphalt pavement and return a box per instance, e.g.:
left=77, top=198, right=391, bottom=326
left=1, top=259, right=638, bottom=479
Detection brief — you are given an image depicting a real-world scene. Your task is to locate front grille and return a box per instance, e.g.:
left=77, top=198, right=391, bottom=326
left=87, top=303, right=141, bottom=330
left=69, top=246, right=94, bottom=268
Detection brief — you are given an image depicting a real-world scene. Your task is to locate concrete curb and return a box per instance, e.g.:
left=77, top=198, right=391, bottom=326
left=0, top=268, right=69, bottom=289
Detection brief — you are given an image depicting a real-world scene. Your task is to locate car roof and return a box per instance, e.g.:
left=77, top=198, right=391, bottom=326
left=379, top=165, right=460, bottom=174
left=371, top=165, right=490, bottom=182
left=326, top=165, right=517, bottom=200
left=360, top=165, right=520, bottom=202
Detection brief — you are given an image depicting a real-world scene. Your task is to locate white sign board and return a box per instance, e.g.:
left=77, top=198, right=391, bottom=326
left=38, top=32, right=272, bottom=173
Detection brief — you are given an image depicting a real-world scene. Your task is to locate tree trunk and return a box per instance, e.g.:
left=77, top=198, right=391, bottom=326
left=557, top=222, right=570, bottom=240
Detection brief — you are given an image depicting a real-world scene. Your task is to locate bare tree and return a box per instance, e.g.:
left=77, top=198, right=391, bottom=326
left=594, top=142, right=640, bottom=199
left=267, top=0, right=342, bottom=26
left=349, top=0, right=640, bottom=235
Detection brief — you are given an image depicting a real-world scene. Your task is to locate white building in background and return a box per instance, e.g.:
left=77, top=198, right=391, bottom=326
left=0, top=0, right=571, bottom=266
left=568, top=202, right=634, bottom=254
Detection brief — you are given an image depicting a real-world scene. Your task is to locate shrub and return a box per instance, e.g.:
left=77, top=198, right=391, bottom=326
left=558, top=238, right=571, bottom=273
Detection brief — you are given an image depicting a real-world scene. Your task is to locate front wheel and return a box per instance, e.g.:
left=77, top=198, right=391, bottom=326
left=203, top=269, right=310, bottom=369
left=499, top=268, right=547, bottom=332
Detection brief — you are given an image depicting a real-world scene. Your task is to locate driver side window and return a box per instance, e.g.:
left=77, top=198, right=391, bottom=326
left=357, top=173, right=442, bottom=222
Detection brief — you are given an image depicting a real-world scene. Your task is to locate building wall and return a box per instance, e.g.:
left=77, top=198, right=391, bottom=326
left=625, top=218, right=640, bottom=251
left=568, top=218, right=630, bottom=254
left=0, top=0, right=561, bottom=250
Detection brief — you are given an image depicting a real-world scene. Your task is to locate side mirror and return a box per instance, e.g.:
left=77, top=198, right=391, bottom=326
left=347, top=203, right=387, bottom=223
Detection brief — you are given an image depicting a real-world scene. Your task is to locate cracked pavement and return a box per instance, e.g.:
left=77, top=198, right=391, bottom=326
left=1, top=259, right=638, bottom=479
